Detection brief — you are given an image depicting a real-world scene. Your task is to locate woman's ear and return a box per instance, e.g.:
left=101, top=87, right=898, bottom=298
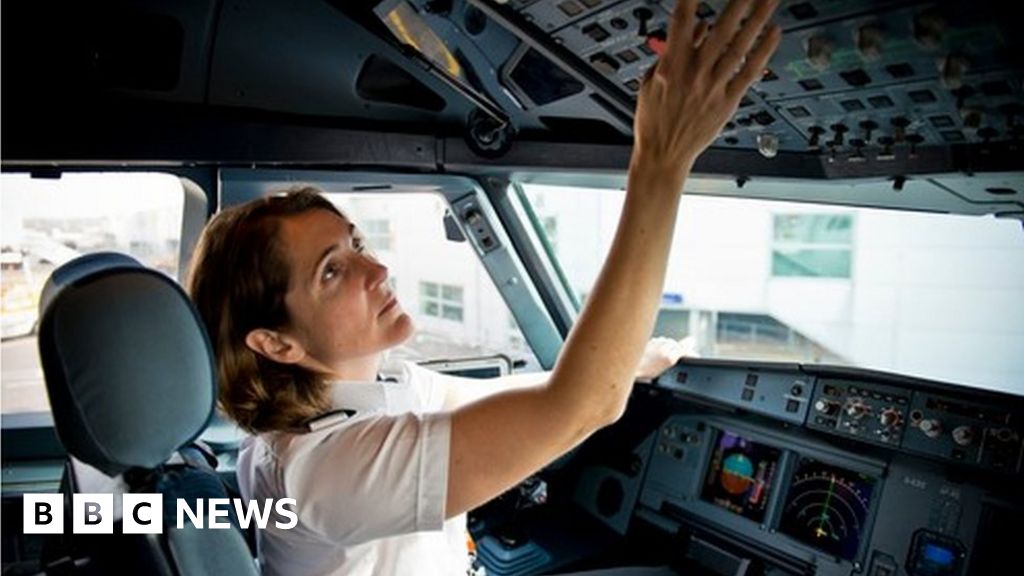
left=245, top=328, right=306, bottom=364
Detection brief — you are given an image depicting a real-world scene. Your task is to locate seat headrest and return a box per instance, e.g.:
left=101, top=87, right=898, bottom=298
left=39, top=252, right=143, bottom=316
left=37, top=254, right=216, bottom=476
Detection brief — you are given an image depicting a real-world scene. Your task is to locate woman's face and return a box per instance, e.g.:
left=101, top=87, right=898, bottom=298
left=276, top=208, right=413, bottom=376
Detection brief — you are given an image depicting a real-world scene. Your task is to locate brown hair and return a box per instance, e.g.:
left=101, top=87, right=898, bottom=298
left=187, top=187, right=344, bottom=433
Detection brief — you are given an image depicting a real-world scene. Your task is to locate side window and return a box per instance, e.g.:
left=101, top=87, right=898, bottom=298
left=325, top=193, right=539, bottom=371
left=1, top=173, right=186, bottom=415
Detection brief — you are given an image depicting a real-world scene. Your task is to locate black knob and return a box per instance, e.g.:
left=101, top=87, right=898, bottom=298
left=860, top=120, right=878, bottom=143
left=633, top=7, right=653, bottom=37
left=890, top=117, right=910, bottom=142
left=977, top=127, right=998, bottom=144
left=808, top=126, right=826, bottom=150
left=877, top=136, right=895, bottom=160
left=952, top=85, right=976, bottom=110
left=905, top=134, right=924, bottom=157
left=849, top=138, right=867, bottom=162
left=830, top=123, right=848, bottom=147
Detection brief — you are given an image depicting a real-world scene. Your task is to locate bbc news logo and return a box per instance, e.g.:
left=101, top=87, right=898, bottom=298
left=24, top=494, right=298, bottom=534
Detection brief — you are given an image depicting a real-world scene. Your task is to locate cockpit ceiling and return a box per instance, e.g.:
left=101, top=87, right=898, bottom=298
left=1, top=0, right=1022, bottom=215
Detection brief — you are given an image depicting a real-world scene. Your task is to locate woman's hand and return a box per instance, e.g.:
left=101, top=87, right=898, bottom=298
left=636, top=336, right=700, bottom=382
left=632, top=0, right=782, bottom=192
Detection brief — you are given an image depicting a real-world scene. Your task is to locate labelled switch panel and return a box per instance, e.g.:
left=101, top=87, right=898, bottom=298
left=806, top=379, right=910, bottom=447
left=902, top=393, right=1024, bottom=473
left=451, top=194, right=501, bottom=255
left=509, top=0, right=1023, bottom=155
left=659, top=363, right=811, bottom=426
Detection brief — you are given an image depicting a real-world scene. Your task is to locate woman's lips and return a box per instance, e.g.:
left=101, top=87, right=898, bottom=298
left=379, top=296, right=398, bottom=316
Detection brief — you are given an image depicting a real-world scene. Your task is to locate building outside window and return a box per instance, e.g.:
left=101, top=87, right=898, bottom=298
left=772, top=214, right=853, bottom=278
left=420, top=281, right=464, bottom=322
left=362, top=218, right=393, bottom=252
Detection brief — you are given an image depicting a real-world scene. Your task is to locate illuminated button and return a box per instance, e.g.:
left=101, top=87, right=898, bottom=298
left=742, top=388, right=755, bottom=402
left=786, top=399, right=800, bottom=413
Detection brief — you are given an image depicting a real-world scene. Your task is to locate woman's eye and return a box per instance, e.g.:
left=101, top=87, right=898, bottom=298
left=322, top=263, right=339, bottom=281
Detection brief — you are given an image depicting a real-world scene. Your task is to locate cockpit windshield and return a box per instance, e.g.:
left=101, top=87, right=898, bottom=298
left=520, top=180, right=1024, bottom=396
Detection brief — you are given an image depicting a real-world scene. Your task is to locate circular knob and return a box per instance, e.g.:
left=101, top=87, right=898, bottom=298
left=845, top=399, right=868, bottom=419
left=815, top=399, right=839, bottom=416
left=952, top=425, right=974, bottom=446
left=919, top=418, right=942, bottom=438
left=879, top=408, right=902, bottom=428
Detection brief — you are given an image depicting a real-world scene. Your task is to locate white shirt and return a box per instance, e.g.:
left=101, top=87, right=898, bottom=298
left=236, top=362, right=470, bottom=576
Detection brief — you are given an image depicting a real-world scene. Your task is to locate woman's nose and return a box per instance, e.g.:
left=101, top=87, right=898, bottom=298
left=364, top=256, right=389, bottom=290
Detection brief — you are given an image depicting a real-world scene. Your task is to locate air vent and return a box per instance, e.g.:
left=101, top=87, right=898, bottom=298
left=355, top=55, right=445, bottom=111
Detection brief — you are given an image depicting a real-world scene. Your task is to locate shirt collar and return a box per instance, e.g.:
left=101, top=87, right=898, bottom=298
left=327, top=362, right=417, bottom=415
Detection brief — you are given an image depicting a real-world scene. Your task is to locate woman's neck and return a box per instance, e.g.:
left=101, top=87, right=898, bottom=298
left=330, top=353, right=383, bottom=382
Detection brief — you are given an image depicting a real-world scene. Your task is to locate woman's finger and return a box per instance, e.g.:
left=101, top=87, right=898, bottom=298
left=726, top=23, right=782, bottom=102
left=712, top=0, right=780, bottom=80
left=659, top=0, right=700, bottom=75
left=699, top=0, right=754, bottom=65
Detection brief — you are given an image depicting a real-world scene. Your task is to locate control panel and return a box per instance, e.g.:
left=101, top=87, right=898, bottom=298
left=503, top=0, right=1024, bottom=157
left=660, top=363, right=811, bottom=425
left=903, top=392, right=1024, bottom=473
left=807, top=379, right=910, bottom=447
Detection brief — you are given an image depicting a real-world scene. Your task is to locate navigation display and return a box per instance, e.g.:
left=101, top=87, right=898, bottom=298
left=779, top=458, right=877, bottom=561
left=700, top=430, right=781, bottom=523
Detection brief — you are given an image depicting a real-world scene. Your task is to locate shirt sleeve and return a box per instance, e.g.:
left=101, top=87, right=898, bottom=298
left=281, top=411, right=451, bottom=546
left=403, top=361, right=453, bottom=413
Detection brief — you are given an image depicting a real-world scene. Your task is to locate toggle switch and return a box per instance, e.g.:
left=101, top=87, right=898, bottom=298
left=807, top=126, right=826, bottom=150
left=856, top=23, right=884, bottom=62
left=830, top=123, right=848, bottom=147
left=890, top=116, right=910, bottom=142
left=805, top=36, right=834, bottom=72
left=941, top=54, right=970, bottom=90
left=848, top=138, right=867, bottom=162
left=860, top=119, right=879, bottom=143
left=877, top=136, right=895, bottom=160
left=913, top=9, right=946, bottom=50
left=905, top=134, right=924, bottom=157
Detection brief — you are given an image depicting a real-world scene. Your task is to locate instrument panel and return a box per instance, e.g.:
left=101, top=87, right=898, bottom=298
left=562, top=361, right=1024, bottom=576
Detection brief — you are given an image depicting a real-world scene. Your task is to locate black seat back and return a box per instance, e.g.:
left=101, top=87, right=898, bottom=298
left=36, top=253, right=258, bottom=576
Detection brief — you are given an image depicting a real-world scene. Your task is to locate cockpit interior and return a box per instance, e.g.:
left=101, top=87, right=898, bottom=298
left=2, top=1, right=1022, bottom=575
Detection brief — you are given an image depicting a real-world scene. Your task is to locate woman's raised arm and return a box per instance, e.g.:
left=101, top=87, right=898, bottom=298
left=445, top=0, right=781, bottom=518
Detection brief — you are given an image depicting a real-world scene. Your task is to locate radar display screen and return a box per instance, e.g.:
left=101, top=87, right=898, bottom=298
left=700, top=430, right=781, bottom=523
left=779, top=458, right=877, bottom=561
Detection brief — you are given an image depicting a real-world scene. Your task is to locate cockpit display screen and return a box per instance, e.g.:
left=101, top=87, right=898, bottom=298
left=779, top=458, right=877, bottom=561
left=700, top=429, right=781, bottom=523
